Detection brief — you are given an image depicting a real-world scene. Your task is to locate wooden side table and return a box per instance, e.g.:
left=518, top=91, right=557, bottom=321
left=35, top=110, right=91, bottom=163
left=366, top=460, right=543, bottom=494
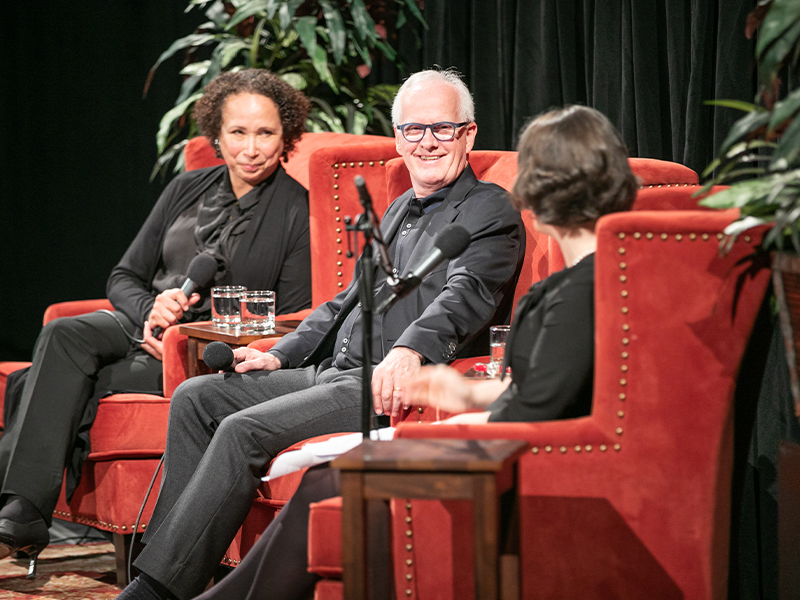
left=178, top=320, right=300, bottom=377
left=332, top=438, right=528, bottom=600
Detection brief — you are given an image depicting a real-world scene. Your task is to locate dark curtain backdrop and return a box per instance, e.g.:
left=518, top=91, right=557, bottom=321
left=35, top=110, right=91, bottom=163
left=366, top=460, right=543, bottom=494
left=2, top=0, right=755, bottom=361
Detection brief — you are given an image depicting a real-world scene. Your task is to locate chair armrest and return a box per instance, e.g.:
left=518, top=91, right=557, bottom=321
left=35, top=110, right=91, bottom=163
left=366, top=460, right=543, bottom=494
left=162, top=325, right=188, bottom=397
left=42, top=299, right=114, bottom=325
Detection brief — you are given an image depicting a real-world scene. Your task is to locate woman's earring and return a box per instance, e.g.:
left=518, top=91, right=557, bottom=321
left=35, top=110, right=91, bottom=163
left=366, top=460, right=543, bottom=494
left=213, top=138, right=222, bottom=159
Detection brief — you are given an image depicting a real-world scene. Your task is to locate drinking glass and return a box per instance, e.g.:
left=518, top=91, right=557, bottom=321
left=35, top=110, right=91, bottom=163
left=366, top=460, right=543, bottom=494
left=240, top=290, right=276, bottom=334
left=486, top=325, right=510, bottom=378
left=211, top=285, right=246, bottom=327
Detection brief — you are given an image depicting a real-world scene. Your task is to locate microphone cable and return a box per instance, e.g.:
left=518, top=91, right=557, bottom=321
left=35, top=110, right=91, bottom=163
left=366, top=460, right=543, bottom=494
left=97, top=309, right=146, bottom=345
left=128, top=454, right=165, bottom=583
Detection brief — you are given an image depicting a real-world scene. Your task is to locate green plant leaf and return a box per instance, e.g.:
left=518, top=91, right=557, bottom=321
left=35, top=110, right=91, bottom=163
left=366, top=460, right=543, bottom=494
left=295, top=16, right=318, bottom=59
left=705, top=99, right=766, bottom=113
left=180, top=60, right=211, bottom=76
left=281, top=72, right=307, bottom=90
left=402, top=0, right=428, bottom=28
left=150, top=139, right=190, bottom=181
left=349, top=0, right=377, bottom=42
left=770, top=113, right=800, bottom=168
left=769, top=86, right=800, bottom=130
left=698, top=178, right=778, bottom=208
left=319, top=0, right=347, bottom=65
left=278, top=0, right=303, bottom=30
left=760, top=18, right=800, bottom=86
left=374, top=38, right=397, bottom=61
left=756, top=0, right=800, bottom=59
left=717, top=110, right=771, bottom=157
left=352, top=109, right=368, bottom=135
left=204, top=1, right=229, bottom=27
left=175, top=73, right=204, bottom=105
left=156, top=92, right=203, bottom=154
left=227, top=0, right=278, bottom=29
left=311, top=44, right=338, bottom=93
left=249, top=17, right=267, bottom=66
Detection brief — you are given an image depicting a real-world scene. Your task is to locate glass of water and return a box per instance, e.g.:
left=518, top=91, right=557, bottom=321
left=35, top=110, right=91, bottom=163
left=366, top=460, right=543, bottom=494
left=486, top=325, right=510, bottom=378
left=211, top=285, right=246, bottom=327
left=240, top=290, right=276, bottom=334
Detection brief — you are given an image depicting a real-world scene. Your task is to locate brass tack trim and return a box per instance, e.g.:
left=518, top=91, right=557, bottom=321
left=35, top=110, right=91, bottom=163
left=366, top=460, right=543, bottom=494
left=337, top=249, right=342, bottom=255
left=406, top=544, right=413, bottom=551
left=621, top=290, right=628, bottom=297
left=334, top=194, right=339, bottom=200
left=618, top=232, right=625, bottom=239
left=619, top=262, right=627, bottom=270
left=702, top=233, right=709, bottom=240
left=406, top=590, right=412, bottom=596
left=616, top=427, right=623, bottom=435
left=574, top=445, right=582, bottom=452
left=744, top=235, right=752, bottom=242
left=621, top=351, right=628, bottom=359
left=406, top=530, right=413, bottom=537
left=689, top=233, right=696, bottom=240
left=633, top=232, right=641, bottom=239
left=545, top=445, right=553, bottom=453
left=121, top=526, right=127, bottom=531
left=336, top=238, right=342, bottom=243
left=417, top=407, right=423, bottom=413
left=620, top=378, right=627, bottom=386
left=660, top=233, right=668, bottom=240
left=370, top=161, right=375, bottom=166
left=621, top=307, right=629, bottom=314
left=338, top=282, right=343, bottom=287
left=333, top=184, right=339, bottom=190
left=380, top=160, right=385, bottom=165
left=406, top=502, right=412, bottom=510
left=646, top=232, right=654, bottom=239
left=559, top=446, right=567, bottom=454
left=333, top=173, right=339, bottom=179
left=406, top=574, right=413, bottom=581
left=337, top=271, right=343, bottom=277
left=337, top=260, right=342, bottom=266
left=618, top=410, right=625, bottom=418
left=622, top=337, right=630, bottom=345
left=336, top=217, right=341, bottom=222
left=532, top=447, right=539, bottom=454
left=334, top=206, right=340, bottom=212
left=350, top=162, right=355, bottom=168
left=675, top=234, right=683, bottom=241
left=405, top=516, right=412, bottom=523
left=620, top=275, right=627, bottom=283
left=359, top=161, right=364, bottom=167
left=717, top=233, right=723, bottom=240
left=618, top=247, right=626, bottom=255
left=619, top=392, right=626, bottom=400
left=336, top=227, right=342, bottom=233
left=622, top=324, right=630, bottom=331
left=614, top=444, right=621, bottom=451
left=333, top=163, right=339, bottom=169
left=406, top=559, right=413, bottom=566
left=600, top=444, right=608, bottom=452
left=585, top=445, right=593, bottom=452
left=621, top=365, right=628, bottom=373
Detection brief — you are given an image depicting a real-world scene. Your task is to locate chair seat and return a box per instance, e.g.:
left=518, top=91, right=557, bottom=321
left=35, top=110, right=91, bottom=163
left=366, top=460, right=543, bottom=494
left=87, top=393, right=170, bottom=460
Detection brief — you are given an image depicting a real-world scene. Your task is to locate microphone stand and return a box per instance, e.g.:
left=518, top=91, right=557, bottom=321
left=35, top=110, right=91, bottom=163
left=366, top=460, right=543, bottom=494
left=345, top=180, right=382, bottom=439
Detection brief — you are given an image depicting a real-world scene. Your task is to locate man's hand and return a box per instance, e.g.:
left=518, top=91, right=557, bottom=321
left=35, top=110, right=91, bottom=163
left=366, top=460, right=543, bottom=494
left=232, top=347, right=282, bottom=373
left=371, top=347, right=423, bottom=417
left=147, top=288, right=201, bottom=334
left=140, top=322, right=164, bottom=361
left=405, top=364, right=474, bottom=413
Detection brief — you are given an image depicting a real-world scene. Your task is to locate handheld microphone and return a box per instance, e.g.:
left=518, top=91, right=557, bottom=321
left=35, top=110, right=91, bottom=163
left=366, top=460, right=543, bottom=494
left=377, top=223, right=471, bottom=314
left=203, top=341, right=235, bottom=372
left=152, top=253, right=218, bottom=337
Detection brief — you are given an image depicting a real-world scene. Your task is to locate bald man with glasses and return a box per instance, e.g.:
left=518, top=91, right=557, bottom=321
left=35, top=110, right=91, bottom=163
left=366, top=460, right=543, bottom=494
left=116, top=69, right=525, bottom=600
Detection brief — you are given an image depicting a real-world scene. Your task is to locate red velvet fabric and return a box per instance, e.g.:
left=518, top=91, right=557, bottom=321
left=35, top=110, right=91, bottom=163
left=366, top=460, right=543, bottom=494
left=307, top=496, right=343, bottom=578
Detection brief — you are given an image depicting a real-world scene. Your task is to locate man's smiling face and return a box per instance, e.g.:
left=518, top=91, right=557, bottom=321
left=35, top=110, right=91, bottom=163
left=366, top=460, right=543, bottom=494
left=395, top=81, right=477, bottom=198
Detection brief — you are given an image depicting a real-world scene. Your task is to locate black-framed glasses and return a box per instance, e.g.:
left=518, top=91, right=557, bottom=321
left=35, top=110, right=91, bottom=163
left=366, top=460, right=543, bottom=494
left=396, top=121, right=470, bottom=142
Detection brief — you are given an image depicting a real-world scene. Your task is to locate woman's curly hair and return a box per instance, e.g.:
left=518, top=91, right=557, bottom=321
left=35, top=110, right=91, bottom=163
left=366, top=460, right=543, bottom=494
left=193, top=69, right=310, bottom=161
left=512, top=105, right=638, bottom=227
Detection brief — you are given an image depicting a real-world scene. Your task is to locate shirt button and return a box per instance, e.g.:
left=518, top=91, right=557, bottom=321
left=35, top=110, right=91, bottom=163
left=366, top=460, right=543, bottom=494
left=343, top=338, right=348, bottom=343
left=357, top=302, right=362, bottom=307
left=406, top=223, right=412, bottom=228
left=341, top=347, right=347, bottom=353
left=401, top=231, right=408, bottom=236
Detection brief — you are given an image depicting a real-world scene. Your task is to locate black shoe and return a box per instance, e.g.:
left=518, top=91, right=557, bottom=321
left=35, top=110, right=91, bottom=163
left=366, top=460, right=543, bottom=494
left=0, top=517, right=49, bottom=579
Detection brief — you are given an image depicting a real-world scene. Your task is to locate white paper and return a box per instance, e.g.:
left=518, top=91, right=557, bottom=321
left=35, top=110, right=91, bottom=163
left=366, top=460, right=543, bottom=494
left=262, top=427, right=396, bottom=481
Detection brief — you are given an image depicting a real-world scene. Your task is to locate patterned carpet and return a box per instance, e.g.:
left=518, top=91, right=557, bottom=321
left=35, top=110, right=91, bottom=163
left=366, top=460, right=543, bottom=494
left=0, top=543, right=119, bottom=599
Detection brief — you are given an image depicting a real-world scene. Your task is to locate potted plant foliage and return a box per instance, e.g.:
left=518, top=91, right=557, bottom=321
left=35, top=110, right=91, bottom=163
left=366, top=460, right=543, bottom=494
left=147, top=0, right=425, bottom=178
left=699, top=0, right=800, bottom=419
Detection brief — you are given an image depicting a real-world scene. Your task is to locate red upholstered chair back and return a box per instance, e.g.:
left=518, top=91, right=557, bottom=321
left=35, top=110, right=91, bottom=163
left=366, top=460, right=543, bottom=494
left=395, top=208, right=771, bottom=599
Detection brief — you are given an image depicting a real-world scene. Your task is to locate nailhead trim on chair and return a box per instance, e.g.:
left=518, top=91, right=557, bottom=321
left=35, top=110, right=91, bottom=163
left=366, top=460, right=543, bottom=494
left=640, top=183, right=699, bottom=188
left=529, top=227, right=751, bottom=457
left=52, top=510, right=147, bottom=532
left=400, top=500, right=417, bottom=598
left=332, top=160, right=387, bottom=289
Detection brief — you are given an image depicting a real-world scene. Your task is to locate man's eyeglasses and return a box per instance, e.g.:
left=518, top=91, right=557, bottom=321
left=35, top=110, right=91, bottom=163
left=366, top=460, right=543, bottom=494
left=396, top=121, right=470, bottom=143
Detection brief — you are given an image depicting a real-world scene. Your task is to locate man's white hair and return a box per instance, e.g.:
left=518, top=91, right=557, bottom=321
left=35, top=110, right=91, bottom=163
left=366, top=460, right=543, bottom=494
left=391, top=68, right=475, bottom=126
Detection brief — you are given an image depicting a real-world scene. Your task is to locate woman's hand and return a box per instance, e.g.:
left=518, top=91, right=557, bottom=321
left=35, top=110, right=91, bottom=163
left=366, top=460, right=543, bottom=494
left=406, top=364, right=512, bottom=414
left=140, top=322, right=164, bottom=361
left=232, top=347, right=282, bottom=373
left=147, top=289, right=201, bottom=335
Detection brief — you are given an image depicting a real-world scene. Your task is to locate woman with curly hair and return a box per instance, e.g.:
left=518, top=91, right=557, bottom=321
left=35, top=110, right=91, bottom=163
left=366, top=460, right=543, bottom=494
left=0, top=69, right=312, bottom=571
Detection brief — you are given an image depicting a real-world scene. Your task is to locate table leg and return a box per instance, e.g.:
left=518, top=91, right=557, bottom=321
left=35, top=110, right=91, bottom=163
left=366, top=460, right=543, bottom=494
left=186, top=338, right=199, bottom=379
left=341, top=472, right=367, bottom=600
left=473, top=473, right=499, bottom=600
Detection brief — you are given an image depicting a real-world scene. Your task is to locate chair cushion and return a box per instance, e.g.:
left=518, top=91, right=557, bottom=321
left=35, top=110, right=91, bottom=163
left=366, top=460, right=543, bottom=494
left=87, top=394, right=170, bottom=460
left=307, top=496, right=343, bottom=578
left=0, top=361, right=31, bottom=428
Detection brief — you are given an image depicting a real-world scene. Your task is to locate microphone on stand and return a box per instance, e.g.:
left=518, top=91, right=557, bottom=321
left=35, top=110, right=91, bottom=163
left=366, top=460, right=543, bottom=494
left=152, top=253, right=218, bottom=337
left=377, top=223, right=471, bottom=314
left=354, top=175, right=395, bottom=277
left=203, top=341, right=235, bottom=372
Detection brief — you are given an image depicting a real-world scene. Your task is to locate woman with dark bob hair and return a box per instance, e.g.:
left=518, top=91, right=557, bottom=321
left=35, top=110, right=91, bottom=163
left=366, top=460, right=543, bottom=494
left=0, top=69, right=312, bottom=571
left=114, top=105, right=636, bottom=600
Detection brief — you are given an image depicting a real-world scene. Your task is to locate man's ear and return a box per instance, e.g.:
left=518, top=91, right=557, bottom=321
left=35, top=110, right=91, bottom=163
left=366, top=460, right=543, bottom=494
left=465, top=122, right=477, bottom=153
left=394, top=127, right=403, bottom=153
